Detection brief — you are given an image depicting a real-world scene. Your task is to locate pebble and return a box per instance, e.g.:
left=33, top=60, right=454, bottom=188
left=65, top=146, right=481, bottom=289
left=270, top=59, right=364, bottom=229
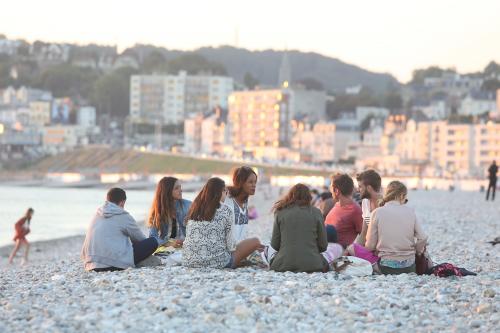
left=0, top=190, right=498, bottom=332
left=483, top=289, right=495, bottom=298
left=476, top=303, right=492, bottom=314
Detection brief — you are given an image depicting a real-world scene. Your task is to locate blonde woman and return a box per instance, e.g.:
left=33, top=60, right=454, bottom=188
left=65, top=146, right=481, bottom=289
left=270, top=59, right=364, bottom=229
left=366, top=181, right=428, bottom=275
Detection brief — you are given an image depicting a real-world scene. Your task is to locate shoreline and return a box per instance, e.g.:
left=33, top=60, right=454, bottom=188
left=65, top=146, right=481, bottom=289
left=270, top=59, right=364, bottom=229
left=0, top=234, right=85, bottom=253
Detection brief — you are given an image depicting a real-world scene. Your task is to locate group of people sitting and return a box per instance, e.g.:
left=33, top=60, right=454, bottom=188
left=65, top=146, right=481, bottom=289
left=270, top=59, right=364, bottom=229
left=81, top=167, right=428, bottom=275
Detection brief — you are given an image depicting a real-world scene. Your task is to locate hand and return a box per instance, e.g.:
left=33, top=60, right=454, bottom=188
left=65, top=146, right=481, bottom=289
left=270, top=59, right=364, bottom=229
left=174, top=239, right=184, bottom=248
left=257, top=244, right=265, bottom=252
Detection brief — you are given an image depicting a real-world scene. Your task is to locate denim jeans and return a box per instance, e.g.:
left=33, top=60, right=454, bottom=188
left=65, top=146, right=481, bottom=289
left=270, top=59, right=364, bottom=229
left=132, top=237, right=159, bottom=264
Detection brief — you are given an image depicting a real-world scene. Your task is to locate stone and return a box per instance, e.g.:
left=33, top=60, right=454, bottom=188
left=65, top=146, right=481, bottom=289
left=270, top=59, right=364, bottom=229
left=476, top=303, right=492, bottom=314
left=483, top=289, right=495, bottom=298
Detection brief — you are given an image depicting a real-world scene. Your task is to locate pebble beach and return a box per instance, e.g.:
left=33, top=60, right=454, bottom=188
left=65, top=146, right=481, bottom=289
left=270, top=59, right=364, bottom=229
left=1, top=189, right=499, bottom=332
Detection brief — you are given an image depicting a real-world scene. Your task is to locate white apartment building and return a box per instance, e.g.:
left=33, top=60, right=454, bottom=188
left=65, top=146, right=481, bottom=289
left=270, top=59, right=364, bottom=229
left=183, top=113, right=203, bottom=153
left=395, top=120, right=500, bottom=176
left=41, top=125, right=87, bottom=153
left=77, top=106, right=97, bottom=128
left=130, top=72, right=233, bottom=124
left=1, top=86, right=52, bottom=106
left=473, top=122, right=500, bottom=173
left=0, top=39, right=21, bottom=55
left=28, top=101, right=51, bottom=127
left=459, top=95, right=496, bottom=116
left=416, top=100, right=448, bottom=120
left=311, top=122, right=336, bottom=162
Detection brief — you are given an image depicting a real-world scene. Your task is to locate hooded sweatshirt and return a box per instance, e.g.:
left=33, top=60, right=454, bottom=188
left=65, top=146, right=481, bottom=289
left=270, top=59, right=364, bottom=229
left=81, top=201, right=146, bottom=271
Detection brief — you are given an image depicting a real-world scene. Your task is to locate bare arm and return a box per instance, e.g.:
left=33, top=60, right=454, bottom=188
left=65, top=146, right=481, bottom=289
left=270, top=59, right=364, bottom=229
left=365, top=211, right=379, bottom=251
left=414, top=215, right=428, bottom=254
left=223, top=207, right=236, bottom=252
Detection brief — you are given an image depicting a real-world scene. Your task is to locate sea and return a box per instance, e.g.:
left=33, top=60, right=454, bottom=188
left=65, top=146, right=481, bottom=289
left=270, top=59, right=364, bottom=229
left=0, top=186, right=195, bottom=247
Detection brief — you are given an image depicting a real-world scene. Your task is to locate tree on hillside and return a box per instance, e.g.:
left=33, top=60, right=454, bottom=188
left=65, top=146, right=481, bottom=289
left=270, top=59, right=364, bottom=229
left=0, top=55, right=12, bottom=88
left=383, top=91, right=403, bottom=112
left=91, top=67, right=138, bottom=119
left=326, top=88, right=381, bottom=119
left=142, top=50, right=168, bottom=73
left=482, top=79, right=500, bottom=93
left=484, top=61, right=500, bottom=76
left=410, top=66, right=456, bottom=85
left=296, top=77, right=324, bottom=90
left=35, top=64, right=99, bottom=99
left=243, top=72, right=259, bottom=89
left=168, top=53, right=226, bottom=75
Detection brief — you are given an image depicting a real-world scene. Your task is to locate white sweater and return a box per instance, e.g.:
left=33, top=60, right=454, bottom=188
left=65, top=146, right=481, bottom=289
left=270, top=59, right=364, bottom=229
left=366, top=201, right=427, bottom=261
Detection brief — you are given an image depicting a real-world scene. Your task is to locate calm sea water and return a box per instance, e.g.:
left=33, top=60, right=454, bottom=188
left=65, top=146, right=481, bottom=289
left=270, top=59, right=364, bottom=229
left=0, top=186, right=195, bottom=247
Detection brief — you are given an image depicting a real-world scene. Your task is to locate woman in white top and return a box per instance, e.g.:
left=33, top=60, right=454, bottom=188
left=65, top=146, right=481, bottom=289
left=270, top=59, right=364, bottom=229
left=182, top=177, right=262, bottom=269
left=224, top=166, right=258, bottom=244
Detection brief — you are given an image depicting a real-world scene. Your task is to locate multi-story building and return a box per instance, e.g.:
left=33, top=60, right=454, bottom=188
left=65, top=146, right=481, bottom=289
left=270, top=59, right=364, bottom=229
left=77, top=106, right=97, bottom=128
left=459, top=93, right=496, bottom=116
left=41, top=125, right=87, bottom=153
left=130, top=72, right=233, bottom=125
left=311, top=122, right=336, bottom=163
left=0, top=38, right=21, bottom=56
left=201, top=107, right=229, bottom=156
left=228, top=89, right=291, bottom=157
left=130, top=75, right=184, bottom=124
left=183, top=113, right=203, bottom=154
left=28, top=101, right=51, bottom=127
left=472, top=122, right=500, bottom=174
left=393, top=120, right=500, bottom=176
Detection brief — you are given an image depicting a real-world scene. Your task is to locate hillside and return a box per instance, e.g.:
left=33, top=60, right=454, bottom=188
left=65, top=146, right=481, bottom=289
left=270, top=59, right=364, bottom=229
left=29, top=147, right=331, bottom=177
left=130, top=45, right=400, bottom=93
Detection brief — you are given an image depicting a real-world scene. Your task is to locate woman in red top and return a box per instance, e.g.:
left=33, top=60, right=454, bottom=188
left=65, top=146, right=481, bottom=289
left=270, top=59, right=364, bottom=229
left=8, top=208, right=34, bottom=264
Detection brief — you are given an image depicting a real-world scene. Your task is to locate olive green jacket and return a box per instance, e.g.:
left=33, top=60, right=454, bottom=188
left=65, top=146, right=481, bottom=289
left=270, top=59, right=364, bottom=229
left=270, top=205, right=328, bottom=273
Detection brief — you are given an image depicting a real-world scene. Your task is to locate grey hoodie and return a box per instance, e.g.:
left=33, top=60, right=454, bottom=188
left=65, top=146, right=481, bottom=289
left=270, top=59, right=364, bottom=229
left=81, top=201, right=146, bottom=270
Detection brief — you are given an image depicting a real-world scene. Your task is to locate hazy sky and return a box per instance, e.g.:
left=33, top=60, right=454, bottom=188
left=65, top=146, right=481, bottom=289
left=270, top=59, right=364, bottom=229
left=1, top=0, right=499, bottom=82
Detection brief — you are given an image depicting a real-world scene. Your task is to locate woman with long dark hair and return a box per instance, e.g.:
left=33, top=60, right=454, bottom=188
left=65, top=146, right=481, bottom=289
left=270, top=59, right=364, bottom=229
left=148, top=177, right=191, bottom=245
left=182, top=177, right=262, bottom=269
left=225, top=166, right=258, bottom=244
left=8, top=208, right=34, bottom=264
left=268, top=184, right=328, bottom=273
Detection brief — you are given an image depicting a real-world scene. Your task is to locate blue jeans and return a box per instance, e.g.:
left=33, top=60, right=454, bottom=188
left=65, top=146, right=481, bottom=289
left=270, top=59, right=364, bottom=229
left=132, top=237, right=159, bottom=265
left=224, top=254, right=236, bottom=269
left=325, top=225, right=338, bottom=243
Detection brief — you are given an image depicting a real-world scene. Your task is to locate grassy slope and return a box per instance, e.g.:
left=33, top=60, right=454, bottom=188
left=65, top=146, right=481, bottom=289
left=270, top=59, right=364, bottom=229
left=30, top=147, right=331, bottom=177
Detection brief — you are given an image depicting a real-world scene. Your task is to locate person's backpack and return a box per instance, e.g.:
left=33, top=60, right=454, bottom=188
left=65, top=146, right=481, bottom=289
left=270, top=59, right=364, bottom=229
left=427, top=263, right=477, bottom=277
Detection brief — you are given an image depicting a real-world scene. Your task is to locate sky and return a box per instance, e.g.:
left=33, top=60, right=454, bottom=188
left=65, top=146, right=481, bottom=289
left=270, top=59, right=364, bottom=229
left=1, top=0, right=500, bottom=82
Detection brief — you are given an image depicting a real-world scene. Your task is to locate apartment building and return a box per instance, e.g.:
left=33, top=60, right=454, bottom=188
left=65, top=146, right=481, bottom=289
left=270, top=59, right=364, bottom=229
left=228, top=89, right=291, bottom=153
left=130, top=72, right=233, bottom=124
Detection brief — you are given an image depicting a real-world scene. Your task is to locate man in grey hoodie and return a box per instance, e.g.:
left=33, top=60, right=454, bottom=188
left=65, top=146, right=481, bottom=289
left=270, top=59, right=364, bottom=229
left=81, top=188, right=158, bottom=271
